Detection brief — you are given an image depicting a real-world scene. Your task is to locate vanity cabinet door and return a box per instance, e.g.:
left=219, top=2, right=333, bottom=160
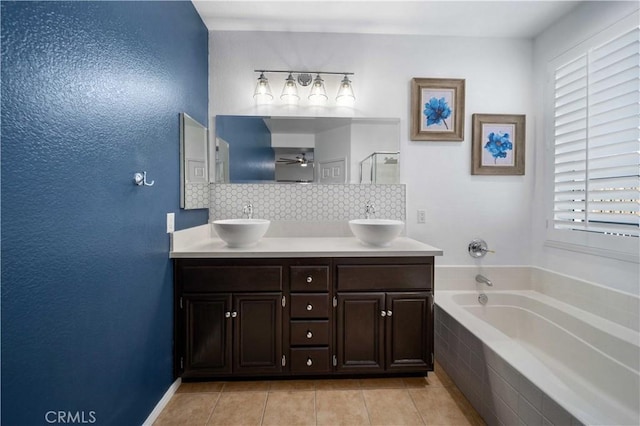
left=336, top=293, right=385, bottom=373
left=385, top=292, right=432, bottom=371
left=183, top=294, right=232, bottom=377
left=233, top=293, right=283, bottom=375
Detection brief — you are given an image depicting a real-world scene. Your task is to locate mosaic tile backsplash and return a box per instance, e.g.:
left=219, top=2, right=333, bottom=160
left=209, top=184, right=406, bottom=222
left=184, top=183, right=209, bottom=209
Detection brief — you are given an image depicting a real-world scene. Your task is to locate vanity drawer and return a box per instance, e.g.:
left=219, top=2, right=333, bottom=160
left=290, top=266, right=329, bottom=292
left=336, top=264, right=431, bottom=291
left=290, top=320, right=329, bottom=346
left=290, top=347, right=330, bottom=373
left=290, top=294, right=329, bottom=319
left=180, top=263, right=283, bottom=293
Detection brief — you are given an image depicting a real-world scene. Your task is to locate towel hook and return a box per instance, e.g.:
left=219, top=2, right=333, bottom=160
left=134, top=171, right=154, bottom=187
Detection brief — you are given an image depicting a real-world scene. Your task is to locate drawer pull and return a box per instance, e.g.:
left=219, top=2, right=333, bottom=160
left=306, top=276, right=313, bottom=283
left=387, top=310, right=393, bottom=317
left=381, top=310, right=386, bottom=317
left=306, top=331, right=313, bottom=339
left=306, top=304, right=313, bottom=311
left=306, top=358, right=313, bottom=366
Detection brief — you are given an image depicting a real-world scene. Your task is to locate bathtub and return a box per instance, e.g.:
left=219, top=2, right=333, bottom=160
left=436, top=288, right=640, bottom=425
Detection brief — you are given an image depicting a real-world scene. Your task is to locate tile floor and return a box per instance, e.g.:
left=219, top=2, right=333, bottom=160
left=154, top=364, right=485, bottom=425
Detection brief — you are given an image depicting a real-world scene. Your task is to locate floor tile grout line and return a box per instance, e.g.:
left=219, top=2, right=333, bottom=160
left=406, top=387, right=428, bottom=426
left=314, top=389, right=318, bottom=426
left=360, top=388, right=374, bottom=426
left=203, top=391, right=221, bottom=426
left=259, top=390, right=269, bottom=426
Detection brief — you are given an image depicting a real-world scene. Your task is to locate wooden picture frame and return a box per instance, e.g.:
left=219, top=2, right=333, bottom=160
left=411, top=78, right=465, bottom=141
left=472, top=114, right=525, bottom=175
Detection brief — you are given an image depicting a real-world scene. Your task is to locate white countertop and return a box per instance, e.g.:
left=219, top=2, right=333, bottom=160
left=170, top=224, right=443, bottom=258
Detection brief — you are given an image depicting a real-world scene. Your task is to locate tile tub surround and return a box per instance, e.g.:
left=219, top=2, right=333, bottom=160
left=435, top=306, right=584, bottom=426
left=209, top=183, right=405, bottom=222
left=434, top=266, right=640, bottom=425
left=153, top=371, right=485, bottom=425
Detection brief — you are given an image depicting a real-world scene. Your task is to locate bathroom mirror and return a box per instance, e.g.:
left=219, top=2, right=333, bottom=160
left=180, top=113, right=209, bottom=209
left=214, top=116, right=400, bottom=184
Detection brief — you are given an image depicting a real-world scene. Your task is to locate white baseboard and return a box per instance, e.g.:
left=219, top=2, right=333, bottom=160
left=142, top=377, right=182, bottom=425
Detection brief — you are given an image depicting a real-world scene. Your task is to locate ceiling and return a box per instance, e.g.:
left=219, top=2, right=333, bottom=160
left=192, top=0, right=582, bottom=38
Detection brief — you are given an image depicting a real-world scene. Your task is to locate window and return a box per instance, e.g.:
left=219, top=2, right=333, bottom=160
left=548, top=22, right=639, bottom=259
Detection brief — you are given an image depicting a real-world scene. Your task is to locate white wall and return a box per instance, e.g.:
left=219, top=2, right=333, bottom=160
left=532, top=1, right=640, bottom=294
left=209, top=31, right=534, bottom=265
left=271, top=133, right=315, bottom=148
left=315, top=124, right=351, bottom=182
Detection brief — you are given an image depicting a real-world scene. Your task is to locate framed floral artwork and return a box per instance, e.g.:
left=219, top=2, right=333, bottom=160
left=411, top=78, right=465, bottom=141
left=472, top=114, right=525, bottom=175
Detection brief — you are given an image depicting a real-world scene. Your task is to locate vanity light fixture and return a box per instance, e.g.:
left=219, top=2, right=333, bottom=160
left=336, top=74, right=355, bottom=105
left=308, top=74, right=328, bottom=104
left=253, top=72, right=273, bottom=103
left=280, top=73, right=299, bottom=104
left=254, top=70, right=355, bottom=106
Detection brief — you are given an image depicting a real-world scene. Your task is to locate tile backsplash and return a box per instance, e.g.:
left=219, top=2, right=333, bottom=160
left=184, top=183, right=209, bottom=209
left=209, top=184, right=405, bottom=222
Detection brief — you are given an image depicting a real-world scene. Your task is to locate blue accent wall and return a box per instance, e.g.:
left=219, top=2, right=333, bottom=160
left=216, top=115, right=275, bottom=182
left=1, top=1, right=208, bottom=424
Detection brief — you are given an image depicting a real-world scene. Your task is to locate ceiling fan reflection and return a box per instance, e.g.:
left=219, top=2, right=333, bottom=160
left=276, top=153, right=310, bottom=167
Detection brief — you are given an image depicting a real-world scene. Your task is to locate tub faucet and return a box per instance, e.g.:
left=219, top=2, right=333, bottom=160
left=365, top=201, right=376, bottom=219
left=475, top=274, right=493, bottom=287
left=242, top=203, right=253, bottom=219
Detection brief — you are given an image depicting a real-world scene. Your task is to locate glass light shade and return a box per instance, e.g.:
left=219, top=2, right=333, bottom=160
left=336, top=75, right=355, bottom=105
left=280, top=73, right=299, bottom=104
left=253, top=73, right=273, bottom=103
left=308, top=74, right=328, bottom=104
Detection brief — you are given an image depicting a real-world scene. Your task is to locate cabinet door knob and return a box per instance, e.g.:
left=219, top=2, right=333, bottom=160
left=387, top=310, right=393, bottom=317
left=306, top=304, right=313, bottom=311
left=306, top=276, right=313, bottom=283
left=306, top=331, right=313, bottom=339
left=225, top=312, right=231, bottom=318
left=306, top=358, right=313, bottom=366
left=381, top=310, right=386, bottom=317
left=231, top=311, right=237, bottom=318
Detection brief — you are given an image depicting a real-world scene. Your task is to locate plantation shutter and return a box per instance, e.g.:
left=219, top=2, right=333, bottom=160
left=553, top=26, right=640, bottom=238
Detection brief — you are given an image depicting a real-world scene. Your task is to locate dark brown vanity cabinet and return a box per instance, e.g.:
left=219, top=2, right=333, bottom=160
left=335, top=258, right=434, bottom=374
left=288, top=263, right=332, bottom=374
left=174, top=256, right=434, bottom=380
left=175, top=259, right=284, bottom=379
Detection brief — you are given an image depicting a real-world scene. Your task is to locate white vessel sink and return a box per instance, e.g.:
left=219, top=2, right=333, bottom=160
left=212, top=219, right=271, bottom=248
left=348, top=219, right=405, bottom=247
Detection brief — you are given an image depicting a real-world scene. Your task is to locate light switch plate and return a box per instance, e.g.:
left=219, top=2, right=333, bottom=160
left=167, top=213, right=175, bottom=233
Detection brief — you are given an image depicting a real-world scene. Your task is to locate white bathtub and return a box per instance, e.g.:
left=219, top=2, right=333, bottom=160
left=436, top=289, right=640, bottom=425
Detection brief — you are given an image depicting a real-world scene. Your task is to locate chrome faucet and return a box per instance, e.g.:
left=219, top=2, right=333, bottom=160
left=475, top=274, right=493, bottom=287
left=364, top=200, right=376, bottom=219
left=242, top=203, right=253, bottom=219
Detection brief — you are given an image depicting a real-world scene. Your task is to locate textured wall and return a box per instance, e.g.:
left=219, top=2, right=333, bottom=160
left=216, top=115, right=275, bottom=182
left=1, top=2, right=208, bottom=424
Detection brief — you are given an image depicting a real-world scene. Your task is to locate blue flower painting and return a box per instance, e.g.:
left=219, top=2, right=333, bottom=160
left=484, top=132, right=513, bottom=163
left=424, top=97, right=451, bottom=129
